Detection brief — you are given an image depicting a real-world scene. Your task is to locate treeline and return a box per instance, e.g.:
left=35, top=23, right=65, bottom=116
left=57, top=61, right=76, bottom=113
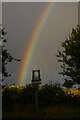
left=3, top=84, right=80, bottom=112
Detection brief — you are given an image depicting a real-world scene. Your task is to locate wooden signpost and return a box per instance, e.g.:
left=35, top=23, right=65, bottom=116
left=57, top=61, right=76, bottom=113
left=31, top=69, right=41, bottom=113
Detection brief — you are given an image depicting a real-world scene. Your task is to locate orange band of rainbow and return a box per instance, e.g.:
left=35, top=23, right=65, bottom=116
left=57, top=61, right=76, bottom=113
left=17, top=3, right=54, bottom=85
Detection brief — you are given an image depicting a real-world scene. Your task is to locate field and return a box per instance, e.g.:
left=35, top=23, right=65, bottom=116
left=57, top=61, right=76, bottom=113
left=3, top=105, right=80, bottom=119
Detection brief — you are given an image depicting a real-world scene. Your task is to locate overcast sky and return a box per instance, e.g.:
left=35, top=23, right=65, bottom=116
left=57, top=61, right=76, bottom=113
left=0, top=2, right=2, bottom=24
left=2, top=2, right=78, bottom=85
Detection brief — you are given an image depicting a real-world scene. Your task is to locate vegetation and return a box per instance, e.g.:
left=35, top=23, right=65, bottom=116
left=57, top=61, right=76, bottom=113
left=0, top=25, right=20, bottom=82
left=3, top=84, right=80, bottom=118
left=57, top=25, right=80, bottom=85
left=2, top=25, right=80, bottom=119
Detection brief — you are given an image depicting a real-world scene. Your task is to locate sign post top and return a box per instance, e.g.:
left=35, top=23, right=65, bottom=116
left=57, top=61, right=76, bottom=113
left=31, top=69, right=41, bottom=86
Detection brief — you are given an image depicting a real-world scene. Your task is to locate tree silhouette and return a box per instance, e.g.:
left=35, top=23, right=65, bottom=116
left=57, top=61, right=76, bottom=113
left=0, top=25, right=20, bottom=82
left=57, top=25, right=80, bottom=85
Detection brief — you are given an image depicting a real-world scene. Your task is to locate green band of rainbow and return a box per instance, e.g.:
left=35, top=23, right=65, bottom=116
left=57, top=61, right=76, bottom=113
left=17, top=3, right=54, bottom=85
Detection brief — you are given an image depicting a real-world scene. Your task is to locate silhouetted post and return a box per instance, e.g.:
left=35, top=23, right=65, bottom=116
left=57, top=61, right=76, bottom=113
left=35, top=85, right=38, bottom=113
left=31, top=69, right=41, bottom=113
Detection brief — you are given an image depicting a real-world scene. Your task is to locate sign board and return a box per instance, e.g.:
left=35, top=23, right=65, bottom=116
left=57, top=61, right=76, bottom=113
left=32, top=69, right=41, bottom=85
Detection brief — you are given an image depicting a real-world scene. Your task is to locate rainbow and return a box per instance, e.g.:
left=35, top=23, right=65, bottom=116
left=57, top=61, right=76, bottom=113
left=17, top=3, right=54, bottom=85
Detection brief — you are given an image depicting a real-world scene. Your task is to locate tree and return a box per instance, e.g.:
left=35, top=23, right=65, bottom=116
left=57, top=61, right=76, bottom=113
left=0, top=25, right=20, bottom=82
left=63, top=78, right=74, bottom=88
left=57, top=25, right=80, bottom=85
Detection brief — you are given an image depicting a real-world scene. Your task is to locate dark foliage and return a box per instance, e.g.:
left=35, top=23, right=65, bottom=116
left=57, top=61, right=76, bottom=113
left=63, top=79, right=74, bottom=88
left=3, top=84, right=80, bottom=112
left=57, top=25, right=80, bottom=85
left=38, top=84, right=66, bottom=107
left=0, top=25, right=20, bottom=81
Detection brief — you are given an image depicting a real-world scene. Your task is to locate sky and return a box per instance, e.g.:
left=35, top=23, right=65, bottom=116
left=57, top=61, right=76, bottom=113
left=2, top=0, right=79, bottom=2
left=2, top=2, right=78, bottom=85
left=0, top=1, right=2, bottom=46
left=0, top=1, right=2, bottom=24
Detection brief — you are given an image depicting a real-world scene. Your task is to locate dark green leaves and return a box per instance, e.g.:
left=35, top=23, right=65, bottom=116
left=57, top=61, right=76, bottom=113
left=57, top=25, right=80, bottom=85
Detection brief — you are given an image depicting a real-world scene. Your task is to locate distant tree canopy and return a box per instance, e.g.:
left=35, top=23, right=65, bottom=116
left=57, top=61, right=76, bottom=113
left=0, top=25, right=20, bottom=82
left=57, top=25, right=80, bottom=85
left=3, top=84, right=80, bottom=112
left=3, top=84, right=67, bottom=110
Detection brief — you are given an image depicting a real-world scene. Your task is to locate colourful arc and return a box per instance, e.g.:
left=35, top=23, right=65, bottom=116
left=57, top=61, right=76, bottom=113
left=17, top=3, right=54, bottom=85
